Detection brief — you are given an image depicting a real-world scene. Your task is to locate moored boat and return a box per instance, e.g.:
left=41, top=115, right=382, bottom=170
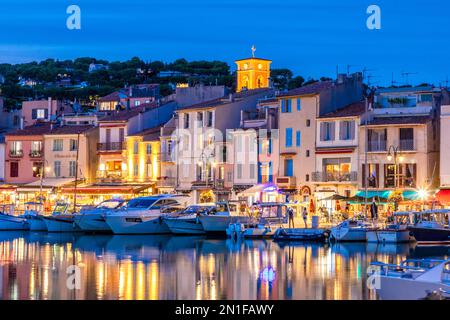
left=42, top=203, right=80, bottom=233
left=73, top=199, right=126, bottom=233
left=273, top=228, right=330, bottom=242
left=105, top=195, right=186, bottom=234
left=408, top=209, right=450, bottom=244
left=164, top=204, right=215, bottom=235
left=198, top=201, right=251, bottom=234
left=369, top=259, right=450, bottom=300
left=0, top=212, right=28, bottom=231
left=227, top=222, right=275, bottom=239
left=330, top=219, right=377, bottom=242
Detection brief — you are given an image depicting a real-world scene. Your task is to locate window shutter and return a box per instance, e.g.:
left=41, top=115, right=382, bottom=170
left=297, top=98, right=301, bottom=111
left=350, top=121, right=355, bottom=140
left=330, top=122, right=335, bottom=140
left=281, top=100, right=285, bottom=113
left=296, top=130, right=301, bottom=147
left=320, top=123, right=325, bottom=141
left=44, top=109, right=49, bottom=119
left=339, top=121, right=345, bottom=140
left=362, top=164, right=366, bottom=187
left=32, top=109, right=37, bottom=120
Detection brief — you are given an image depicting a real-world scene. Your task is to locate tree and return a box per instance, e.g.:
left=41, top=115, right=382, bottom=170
left=271, top=69, right=293, bottom=90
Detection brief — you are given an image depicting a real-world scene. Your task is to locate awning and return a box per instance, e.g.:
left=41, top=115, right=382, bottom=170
left=239, top=183, right=278, bottom=195
left=356, top=190, right=392, bottom=199
left=435, top=189, right=450, bottom=204
left=16, top=178, right=75, bottom=192
left=60, top=184, right=152, bottom=195
left=402, top=190, right=420, bottom=201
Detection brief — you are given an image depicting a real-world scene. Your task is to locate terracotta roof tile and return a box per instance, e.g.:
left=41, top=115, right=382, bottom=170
left=278, top=81, right=334, bottom=98
left=45, top=125, right=95, bottom=135
left=6, top=123, right=52, bottom=136
left=320, top=101, right=366, bottom=118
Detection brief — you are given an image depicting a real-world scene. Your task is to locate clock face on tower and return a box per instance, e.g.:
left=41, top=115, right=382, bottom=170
left=243, top=63, right=248, bottom=70
left=258, top=63, right=262, bottom=70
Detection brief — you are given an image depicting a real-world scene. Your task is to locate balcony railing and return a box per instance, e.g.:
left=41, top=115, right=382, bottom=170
left=96, top=170, right=126, bottom=183
left=399, top=139, right=415, bottom=151
left=97, top=142, right=126, bottom=152
left=29, top=150, right=43, bottom=158
left=9, top=150, right=23, bottom=158
left=312, top=171, right=358, bottom=182
left=367, top=140, right=387, bottom=152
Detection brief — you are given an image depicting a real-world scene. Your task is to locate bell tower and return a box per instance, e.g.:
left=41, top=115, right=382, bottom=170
left=235, top=46, right=272, bottom=92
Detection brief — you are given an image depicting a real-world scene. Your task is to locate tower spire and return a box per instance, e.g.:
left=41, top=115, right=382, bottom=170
left=251, top=45, right=256, bottom=58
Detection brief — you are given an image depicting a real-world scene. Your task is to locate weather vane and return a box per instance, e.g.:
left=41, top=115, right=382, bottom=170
left=251, top=45, right=256, bottom=58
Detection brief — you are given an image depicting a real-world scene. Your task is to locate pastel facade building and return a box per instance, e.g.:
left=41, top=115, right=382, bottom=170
left=98, top=84, right=160, bottom=111
left=21, top=98, right=72, bottom=126
left=235, top=56, right=271, bottom=92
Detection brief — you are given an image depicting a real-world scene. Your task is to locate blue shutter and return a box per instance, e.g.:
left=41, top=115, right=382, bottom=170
left=268, top=138, right=272, bottom=154
left=268, top=162, right=273, bottom=182
left=297, top=98, right=301, bottom=111
left=287, top=100, right=292, bottom=112
left=285, top=128, right=293, bottom=147
left=296, top=130, right=301, bottom=147
left=285, top=159, right=293, bottom=177
left=258, top=162, right=262, bottom=183
left=281, top=100, right=286, bottom=113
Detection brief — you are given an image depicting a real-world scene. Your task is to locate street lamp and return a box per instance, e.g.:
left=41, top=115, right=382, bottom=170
left=33, top=161, right=50, bottom=204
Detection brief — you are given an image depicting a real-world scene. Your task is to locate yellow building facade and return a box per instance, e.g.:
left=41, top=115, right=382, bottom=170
left=235, top=56, right=271, bottom=92
left=125, top=135, right=160, bottom=184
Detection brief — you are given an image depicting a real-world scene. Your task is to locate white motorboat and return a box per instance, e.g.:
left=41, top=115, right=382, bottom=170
left=105, top=195, right=186, bottom=234
left=0, top=212, right=28, bottom=231
left=73, top=199, right=126, bottom=233
left=408, top=209, right=450, bottom=244
left=164, top=204, right=215, bottom=235
left=42, top=203, right=79, bottom=233
left=366, top=212, right=415, bottom=243
left=370, top=259, right=450, bottom=300
left=198, top=201, right=245, bottom=234
left=227, top=222, right=275, bottom=239
left=330, top=219, right=377, bottom=242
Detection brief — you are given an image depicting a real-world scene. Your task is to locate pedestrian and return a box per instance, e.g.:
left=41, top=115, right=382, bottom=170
left=370, top=198, right=378, bottom=220
left=288, top=207, right=295, bottom=228
left=302, top=207, right=308, bottom=228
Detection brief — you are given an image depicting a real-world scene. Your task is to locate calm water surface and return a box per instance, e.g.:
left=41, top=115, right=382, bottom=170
left=0, top=232, right=448, bottom=300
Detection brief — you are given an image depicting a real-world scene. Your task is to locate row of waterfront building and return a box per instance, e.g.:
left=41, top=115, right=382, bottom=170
left=1, top=53, right=450, bottom=216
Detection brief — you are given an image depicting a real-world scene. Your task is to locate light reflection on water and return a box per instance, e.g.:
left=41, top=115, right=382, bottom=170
left=0, top=232, right=448, bottom=300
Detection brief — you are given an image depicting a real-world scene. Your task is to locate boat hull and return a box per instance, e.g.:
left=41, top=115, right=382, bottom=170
left=274, top=228, right=328, bottom=242
left=408, top=226, right=450, bottom=243
left=27, top=216, right=47, bottom=231
left=199, top=216, right=250, bottom=234
left=331, top=228, right=369, bottom=242
left=74, top=214, right=111, bottom=233
left=106, top=215, right=170, bottom=234
left=0, top=214, right=28, bottom=231
left=377, top=275, right=450, bottom=300
left=43, top=216, right=77, bottom=233
left=164, top=218, right=205, bottom=235
left=367, top=230, right=415, bottom=243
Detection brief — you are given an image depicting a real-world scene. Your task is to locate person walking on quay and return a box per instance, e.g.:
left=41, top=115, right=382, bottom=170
left=288, top=207, right=295, bottom=228
left=302, top=207, right=308, bottom=228
left=370, top=198, right=378, bottom=220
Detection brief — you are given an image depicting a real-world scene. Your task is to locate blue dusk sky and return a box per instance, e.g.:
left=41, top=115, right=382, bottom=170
left=0, top=0, right=449, bottom=86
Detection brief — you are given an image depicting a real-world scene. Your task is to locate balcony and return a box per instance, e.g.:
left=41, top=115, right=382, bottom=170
left=399, top=139, right=415, bottom=151
left=97, top=142, right=126, bottom=152
left=276, top=176, right=296, bottom=189
left=29, top=150, right=43, bottom=158
left=96, top=170, right=126, bottom=183
left=367, top=141, right=387, bottom=152
left=312, top=171, right=358, bottom=183
left=9, top=150, right=23, bottom=158
left=241, top=110, right=269, bottom=129
left=160, top=152, right=174, bottom=162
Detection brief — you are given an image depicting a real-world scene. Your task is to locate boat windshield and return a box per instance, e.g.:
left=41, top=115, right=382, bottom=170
left=53, top=203, right=68, bottom=215
left=184, top=206, right=215, bottom=215
left=126, top=198, right=159, bottom=209
left=97, top=200, right=125, bottom=209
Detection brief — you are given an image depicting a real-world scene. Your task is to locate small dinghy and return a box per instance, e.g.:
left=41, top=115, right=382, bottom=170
left=227, top=222, right=275, bottom=239
left=330, top=219, right=377, bottom=242
left=273, top=228, right=330, bottom=242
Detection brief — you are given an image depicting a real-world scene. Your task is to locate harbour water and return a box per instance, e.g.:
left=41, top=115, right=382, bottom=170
left=0, top=232, right=448, bottom=300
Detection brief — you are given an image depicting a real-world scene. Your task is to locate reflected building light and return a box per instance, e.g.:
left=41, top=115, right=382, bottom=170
left=149, top=261, right=159, bottom=300
left=136, top=262, right=145, bottom=300
left=96, top=262, right=105, bottom=300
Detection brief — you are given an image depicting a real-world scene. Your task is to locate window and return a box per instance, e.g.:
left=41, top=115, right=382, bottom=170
left=133, top=141, right=139, bottom=154
left=54, top=161, right=61, bottom=177
left=362, top=163, right=379, bottom=188
left=305, top=174, right=310, bottom=182
left=306, top=119, right=311, bottom=127
left=69, top=139, right=78, bottom=151
left=147, top=163, right=152, bottom=177
left=268, top=139, right=272, bottom=155
left=197, top=112, right=203, bottom=127
left=399, top=128, right=414, bottom=150
left=134, top=100, right=140, bottom=107
left=281, top=99, right=292, bottom=113
left=10, top=162, right=18, bottom=177
left=384, top=163, right=416, bottom=188
left=119, top=128, right=125, bottom=142
left=184, top=114, right=190, bottom=129
left=285, top=128, right=293, bottom=147
left=296, top=130, right=301, bottom=147
left=367, top=129, right=387, bottom=151
left=297, top=98, right=301, bottom=111
left=320, top=122, right=335, bottom=141
left=340, top=120, right=355, bottom=140
left=249, top=163, right=256, bottom=179
left=227, top=172, right=232, bottom=182
left=306, top=150, right=310, bottom=157
left=284, top=159, right=294, bottom=177
left=69, top=161, right=77, bottom=177
left=11, top=141, right=22, bottom=153
left=32, top=108, right=47, bottom=120
left=32, top=162, right=43, bottom=177
left=237, top=163, right=242, bottom=179
left=105, top=128, right=111, bottom=143
left=146, top=144, right=152, bottom=155
left=206, top=111, right=213, bottom=127
left=133, top=164, right=139, bottom=177
left=53, top=139, right=63, bottom=151
left=323, top=158, right=351, bottom=181
left=418, top=94, right=432, bottom=103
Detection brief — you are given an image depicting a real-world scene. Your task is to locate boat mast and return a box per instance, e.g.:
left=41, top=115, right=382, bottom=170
left=73, top=132, right=80, bottom=213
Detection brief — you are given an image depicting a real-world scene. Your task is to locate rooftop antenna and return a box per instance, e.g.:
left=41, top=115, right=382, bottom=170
left=401, top=70, right=418, bottom=86
left=362, top=67, right=375, bottom=83
left=346, top=65, right=361, bottom=75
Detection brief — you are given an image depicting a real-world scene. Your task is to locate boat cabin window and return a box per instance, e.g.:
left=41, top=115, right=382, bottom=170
left=184, top=206, right=215, bottom=214
left=127, top=198, right=159, bottom=209
left=152, top=199, right=180, bottom=209
left=97, top=200, right=124, bottom=209
left=53, top=204, right=68, bottom=215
